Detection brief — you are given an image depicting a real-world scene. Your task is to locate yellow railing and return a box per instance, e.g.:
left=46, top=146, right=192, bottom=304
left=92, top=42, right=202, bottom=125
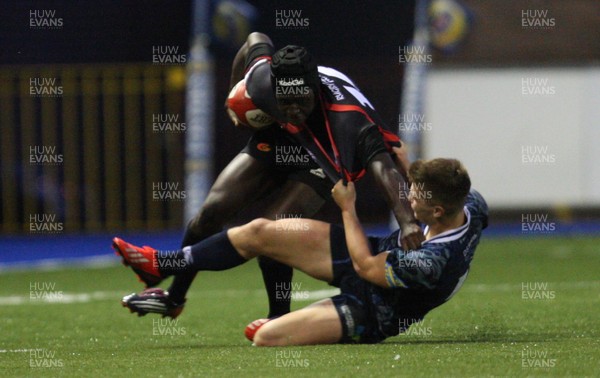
left=0, top=64, right=187, bottom=233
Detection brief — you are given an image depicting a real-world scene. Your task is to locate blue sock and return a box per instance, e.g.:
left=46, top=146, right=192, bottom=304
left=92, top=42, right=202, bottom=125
left=158, top=231, right=246, bottom=275
left=158, top=230, right=248, bottom=277
left=189, top=230, right=248, bottom=271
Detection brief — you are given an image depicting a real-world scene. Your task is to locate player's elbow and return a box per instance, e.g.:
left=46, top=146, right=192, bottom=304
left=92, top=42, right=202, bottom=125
left=247, top=32, right=273, bottom=47
left=355, top=267, right=372, bottom=282
left=354, top=262, right=385, bottom=287
left=352, top=262, right=366, bottom=279
left=354, top=263, right=375, bottom=282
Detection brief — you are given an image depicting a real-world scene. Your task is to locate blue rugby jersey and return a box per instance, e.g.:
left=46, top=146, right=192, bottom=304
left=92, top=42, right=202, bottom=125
left=370, top=189, right=488, bottom=337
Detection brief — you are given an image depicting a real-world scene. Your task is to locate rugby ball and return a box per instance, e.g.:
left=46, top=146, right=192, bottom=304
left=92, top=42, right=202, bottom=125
left=226, top=80, right=273, bottom=129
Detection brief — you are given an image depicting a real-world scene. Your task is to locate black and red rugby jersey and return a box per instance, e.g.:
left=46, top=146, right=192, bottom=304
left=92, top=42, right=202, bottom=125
left=243, top=50, right=400, bottom=182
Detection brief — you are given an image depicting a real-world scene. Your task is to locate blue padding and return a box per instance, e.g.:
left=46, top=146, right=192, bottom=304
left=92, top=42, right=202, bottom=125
left=0, top=231, right=183, bottom=268
left=1, top=221, right=598, bottom=269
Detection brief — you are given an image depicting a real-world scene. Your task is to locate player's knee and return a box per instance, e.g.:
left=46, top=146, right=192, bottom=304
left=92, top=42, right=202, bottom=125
left=228, top=218, right=272, bottom=259
left=244, top=218, right=272, bottom=250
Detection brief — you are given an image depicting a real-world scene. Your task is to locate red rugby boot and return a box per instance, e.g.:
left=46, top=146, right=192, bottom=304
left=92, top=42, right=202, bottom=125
left=244, top=318, right=272, bottom=342
left=113, top=237, right=162, bottom=287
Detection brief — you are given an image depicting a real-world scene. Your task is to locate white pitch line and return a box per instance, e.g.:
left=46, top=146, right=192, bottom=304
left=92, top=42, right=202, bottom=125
left=1, top=281, right=598, bottom=306
left=0, top=291, right=121, bottom=306
left=463, top=280, right=600, bottom=293
left=0, top=288, right=339, bottom=306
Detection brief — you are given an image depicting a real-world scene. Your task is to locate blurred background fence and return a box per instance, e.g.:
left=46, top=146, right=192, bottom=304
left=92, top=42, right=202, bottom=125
left=0, top=65, right=186, bottom=233
left=0, top=0, right=599, bottom=238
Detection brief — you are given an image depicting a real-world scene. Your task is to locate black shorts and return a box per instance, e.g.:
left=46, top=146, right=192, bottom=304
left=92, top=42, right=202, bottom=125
left=328, top=224, right=387, bottom=344
left=241, top=126, right=332, bottom=199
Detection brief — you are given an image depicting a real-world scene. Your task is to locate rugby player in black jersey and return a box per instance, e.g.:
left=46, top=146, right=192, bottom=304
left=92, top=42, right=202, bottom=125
left=118, top=32, right=424, bottom=319
left=115, top=158, right=487, bottom=345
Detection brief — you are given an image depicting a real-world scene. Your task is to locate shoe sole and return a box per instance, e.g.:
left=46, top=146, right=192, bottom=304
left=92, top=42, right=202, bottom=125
left=121, top=298, right=184, bottom=319
left=121, top=299, right=147, bottom=317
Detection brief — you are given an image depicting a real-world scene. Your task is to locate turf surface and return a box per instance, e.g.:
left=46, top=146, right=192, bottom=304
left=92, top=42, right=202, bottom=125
left=1, top=236, right=599, bottom=377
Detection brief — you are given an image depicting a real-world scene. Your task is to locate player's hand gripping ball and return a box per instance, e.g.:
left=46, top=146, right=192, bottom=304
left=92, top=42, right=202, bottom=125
left=226, top=79, right=273, bottom=129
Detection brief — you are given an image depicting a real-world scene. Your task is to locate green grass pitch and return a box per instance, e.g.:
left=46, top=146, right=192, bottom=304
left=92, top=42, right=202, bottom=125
left=2, top=236, right=599, bottom=377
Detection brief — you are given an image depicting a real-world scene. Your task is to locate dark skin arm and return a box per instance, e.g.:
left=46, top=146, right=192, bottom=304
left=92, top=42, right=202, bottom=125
left=391, top=145, right=410, bottom=182
left=229, top=32, right=274, bottom=90
left=227, top=32, right=274, bottom=128
left=367, top=151, right=424, bottom=251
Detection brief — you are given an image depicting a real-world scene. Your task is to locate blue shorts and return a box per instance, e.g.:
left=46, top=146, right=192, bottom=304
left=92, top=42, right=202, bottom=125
left=329, top=224, right=388, bottom=344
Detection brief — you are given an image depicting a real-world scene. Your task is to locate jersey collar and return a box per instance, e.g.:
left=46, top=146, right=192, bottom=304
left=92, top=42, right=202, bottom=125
left=422, top=206, right=471, bottom=244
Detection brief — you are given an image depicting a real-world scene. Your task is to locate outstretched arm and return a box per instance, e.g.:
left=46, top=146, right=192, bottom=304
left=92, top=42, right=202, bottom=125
left=368, top=152, right=424, bottom=250
left=331, top=180, right=389, bottom=288
left=391, top=145, right=410, bottom=181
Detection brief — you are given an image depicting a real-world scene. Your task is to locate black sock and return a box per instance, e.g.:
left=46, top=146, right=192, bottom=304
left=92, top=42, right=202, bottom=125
left=258, top=256, right=293, bottom=318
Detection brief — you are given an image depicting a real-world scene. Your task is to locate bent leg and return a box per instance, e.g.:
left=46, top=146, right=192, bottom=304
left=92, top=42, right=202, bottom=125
left=169, top=153, right=276, bottom=303
left=184, top=152, right=277, bottom=244
left=229, top=218, right=333, bottom=282
left=253, top=299, right=342, bottom=346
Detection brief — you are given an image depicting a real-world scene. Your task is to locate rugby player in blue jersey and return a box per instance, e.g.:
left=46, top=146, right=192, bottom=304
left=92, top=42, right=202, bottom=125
left=115, top=158, right=487, bottom=345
